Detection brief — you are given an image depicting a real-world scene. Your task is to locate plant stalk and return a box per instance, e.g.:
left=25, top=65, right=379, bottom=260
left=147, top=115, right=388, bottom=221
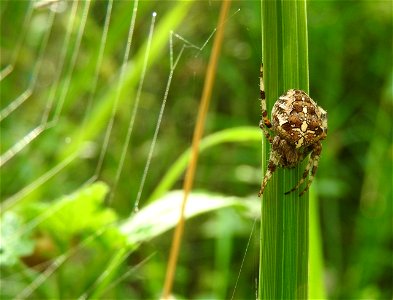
left=161, top=1, right=231, bottom=298
left=259, top=1, right=309, bottom=299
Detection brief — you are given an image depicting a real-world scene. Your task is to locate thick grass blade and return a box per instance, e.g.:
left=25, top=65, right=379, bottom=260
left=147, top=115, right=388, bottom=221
left=259, top=1, right=309, bottom=299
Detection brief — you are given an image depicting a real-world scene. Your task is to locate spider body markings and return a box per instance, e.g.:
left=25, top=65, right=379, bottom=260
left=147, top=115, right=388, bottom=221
left=258, top=65, right=327, bottom=197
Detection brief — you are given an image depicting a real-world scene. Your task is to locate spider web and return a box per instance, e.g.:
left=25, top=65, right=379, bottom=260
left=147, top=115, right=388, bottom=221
left=0, top=1, right=257, bottom=298
left=0, top=1, right=204, bottom=208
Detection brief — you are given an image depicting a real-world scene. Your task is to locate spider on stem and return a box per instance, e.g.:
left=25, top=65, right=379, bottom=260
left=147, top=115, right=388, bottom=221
left=258, top=65, right=328, bottom=197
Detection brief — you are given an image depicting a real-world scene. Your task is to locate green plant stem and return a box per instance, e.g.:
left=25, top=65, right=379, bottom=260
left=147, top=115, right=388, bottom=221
left=259, top=1, right=309, bottom=299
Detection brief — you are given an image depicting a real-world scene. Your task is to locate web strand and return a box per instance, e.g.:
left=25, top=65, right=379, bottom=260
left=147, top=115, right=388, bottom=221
left=93, top=0, right=139, bottom=182
left=231, top=218, right=257, bottom=300
left=0, top=1, right=34, bottom=81
left=0, top=1, right=78, bottom=167
left=78, top=0, right=114, bottom=186
left=0, top=8, right=56, bottom=121
left=132, top=44, right=185, bottom=213
left=40, top=0, right=79, bottom=126
left=109, top=11, right=156, bottom=204
left=50, top=0, right=91, bottom=124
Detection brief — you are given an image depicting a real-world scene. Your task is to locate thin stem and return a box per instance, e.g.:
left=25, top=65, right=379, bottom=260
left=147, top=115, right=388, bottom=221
left=161, top=1, right=231, bottom=298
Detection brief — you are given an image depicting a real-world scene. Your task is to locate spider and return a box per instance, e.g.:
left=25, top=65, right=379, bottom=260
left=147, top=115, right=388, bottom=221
left=258, top=65, right=327, bottom=197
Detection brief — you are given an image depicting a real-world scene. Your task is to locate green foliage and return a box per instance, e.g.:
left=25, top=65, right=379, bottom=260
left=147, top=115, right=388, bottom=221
left=149, top=126, right=261, bottom=202
left=0, top=0, right=392, bottom=299
left=27, top=182, right=121, bottom=246
left=122, top=190, right=259, bottom=246
left=1, top=179, right=258, bottom=299
left=308, top=188, right=327, bottom=299
left=1, top=182, right=126, bottom=299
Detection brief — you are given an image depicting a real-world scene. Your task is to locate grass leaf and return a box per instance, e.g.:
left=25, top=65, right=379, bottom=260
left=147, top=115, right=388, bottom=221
left=259, top=1, right=309, bottom=298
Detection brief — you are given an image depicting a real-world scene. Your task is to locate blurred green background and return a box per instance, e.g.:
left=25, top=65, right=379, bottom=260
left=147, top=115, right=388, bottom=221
left=1, top=1, right=392, bottom=299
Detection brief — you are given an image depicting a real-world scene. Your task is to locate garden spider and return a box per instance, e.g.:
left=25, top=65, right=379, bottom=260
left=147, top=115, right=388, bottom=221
left=258, top=65, right=327, bottom=197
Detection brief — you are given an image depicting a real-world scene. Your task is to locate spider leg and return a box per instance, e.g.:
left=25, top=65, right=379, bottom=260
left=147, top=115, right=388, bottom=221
left=259, top=64, right=274, bottom=144
left=258, top=153, right=279, bottom=197
left=285, top=155, right=314, bottom=195
left=299, top=149, right=321, bottom=196
left=285, top=142, right=322, bottom=196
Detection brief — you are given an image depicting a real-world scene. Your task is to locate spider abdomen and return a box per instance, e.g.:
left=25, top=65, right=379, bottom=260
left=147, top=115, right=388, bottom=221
left=271, top=136, right=304, bottom=168
left=272, top=89, right=327, bottom=149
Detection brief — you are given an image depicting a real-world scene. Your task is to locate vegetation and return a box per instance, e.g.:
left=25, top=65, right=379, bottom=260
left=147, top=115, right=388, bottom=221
left=1, top=1, right=392, bottom=299
left=259, top=1, right=309, bottom=299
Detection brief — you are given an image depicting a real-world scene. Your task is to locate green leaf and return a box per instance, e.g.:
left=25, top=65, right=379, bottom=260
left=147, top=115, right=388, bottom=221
left=148, top=126, right=261, bottom=202
left=0, top=212, right=35, bottom=266
left=121, top=190, right=259, bottom=246
left=33, top=182, right=119, bottom=247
